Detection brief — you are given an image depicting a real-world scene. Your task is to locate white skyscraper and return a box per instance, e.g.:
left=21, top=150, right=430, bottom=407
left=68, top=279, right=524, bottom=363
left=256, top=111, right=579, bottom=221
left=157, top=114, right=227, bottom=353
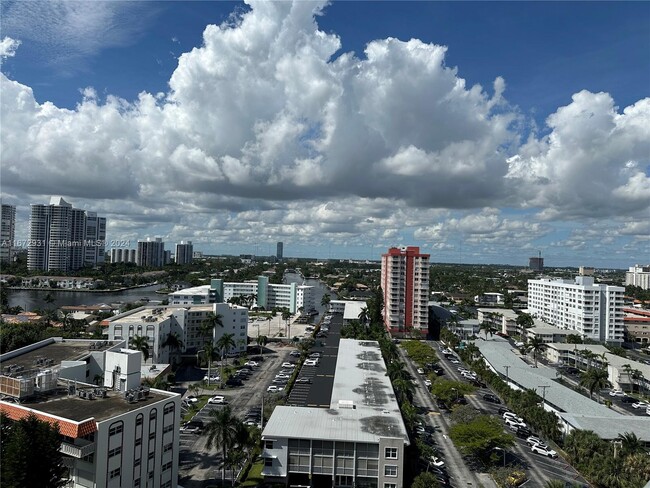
left=28, top=197, right=104, bottom=271
left=0, top=204, right=16, bottom=264
left=84, top=212, right=107, bottom=266
left=528, top=276, right=625, bottom=344
left=626, top=265, right=650, bottom=290
left=174, top=241, right=193, bottom=265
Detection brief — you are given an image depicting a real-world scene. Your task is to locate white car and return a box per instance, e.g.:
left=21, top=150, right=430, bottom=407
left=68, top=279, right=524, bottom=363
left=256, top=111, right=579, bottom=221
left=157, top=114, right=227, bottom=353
left=429, top=456, right=445, bottom=467
left=245, top=361, right=259, bottom=367
left=417, top=368, right=425, bottom=375
left=309, top=353, right=322, bottom=358
left=531, top=444, right=558, bottom=458
left=609, top=389, right=626, bottom=397
left=203, top=374, right=220, bottom=382
left=275, top=374, right=291, bottom=379
left=505, top=418, right=526, bottom=429
left=282, top=362, right=295, bottom=368
left=180, top=424, right=201, bottom=434
left=632, top=401, right=649, bottom=409
left=526, top=436, right=545, bottom=447
left=267, top=385, right=284, bottom=393
left=304, top=359, right=318, bottom=366
left=185, top=396, right=199, bottom=405
left=449, top=358, right=460, bottom=364
left=503, top=412, right=524, bottom=423
left=208, top=395, right=226, bottom=404
left=424, top=379, right=432, bottom=387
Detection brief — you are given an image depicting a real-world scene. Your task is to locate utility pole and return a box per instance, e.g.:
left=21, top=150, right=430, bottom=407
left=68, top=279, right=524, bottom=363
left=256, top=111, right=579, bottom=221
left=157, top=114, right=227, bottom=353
left=538, top=385, right=550, bottom=405
left=503, top=365, right=510, bottom=386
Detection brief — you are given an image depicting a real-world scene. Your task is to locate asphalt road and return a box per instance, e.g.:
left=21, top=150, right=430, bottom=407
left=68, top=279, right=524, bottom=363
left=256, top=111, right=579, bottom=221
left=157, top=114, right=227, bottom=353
left=428, top=341, right=589, bottom=488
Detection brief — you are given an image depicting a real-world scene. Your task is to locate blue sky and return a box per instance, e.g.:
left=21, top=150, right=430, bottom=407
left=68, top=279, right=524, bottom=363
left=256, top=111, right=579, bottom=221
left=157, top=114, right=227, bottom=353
left=1, top=1, right=649, bottom=268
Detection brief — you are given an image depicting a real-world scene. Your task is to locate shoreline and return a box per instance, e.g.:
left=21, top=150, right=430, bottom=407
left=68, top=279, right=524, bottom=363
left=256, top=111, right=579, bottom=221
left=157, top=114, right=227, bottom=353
left=7, top=283, right=160, bottom=294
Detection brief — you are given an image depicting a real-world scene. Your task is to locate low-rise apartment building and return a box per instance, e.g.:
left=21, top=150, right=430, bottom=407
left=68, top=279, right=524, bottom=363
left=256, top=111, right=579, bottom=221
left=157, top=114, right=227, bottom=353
left=261, top=339, right=410, bottom=488
left=21, top=276, right=102, bottom=289
left=0, top=338, right=181, bottom=488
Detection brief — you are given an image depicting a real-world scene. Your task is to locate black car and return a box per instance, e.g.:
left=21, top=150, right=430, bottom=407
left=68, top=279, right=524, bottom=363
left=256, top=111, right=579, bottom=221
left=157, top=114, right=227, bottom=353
left=515, top=427, right=532, bottom=438
left=483, top=393, right=501, bottom=404
left=621, top=396, right=635, bottom=404
left=498, top=407, right=512, bottom=415
left=226, top=378, right=243, bottom=387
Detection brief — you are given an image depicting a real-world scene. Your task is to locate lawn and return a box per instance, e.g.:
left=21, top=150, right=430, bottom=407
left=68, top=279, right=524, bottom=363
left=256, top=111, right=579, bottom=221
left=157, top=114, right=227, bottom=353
left=239, top=459, right=264, bottom=487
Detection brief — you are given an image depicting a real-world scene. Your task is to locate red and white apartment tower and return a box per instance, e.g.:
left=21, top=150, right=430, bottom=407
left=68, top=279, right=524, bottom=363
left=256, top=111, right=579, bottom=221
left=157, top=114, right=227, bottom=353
left=381, top=246, right=430, bottom=336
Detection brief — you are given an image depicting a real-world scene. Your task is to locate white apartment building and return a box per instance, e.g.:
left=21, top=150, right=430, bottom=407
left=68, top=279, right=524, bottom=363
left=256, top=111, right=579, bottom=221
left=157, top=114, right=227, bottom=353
left=110, top=248, right=137, bottom=264
left=174, top=241, right=193, bottom=265
left=626, top=265, right=650, bottom=290
left=380, top=246, right=430, bottom=336
left=1, top=203, right=16, bottom=263
left=105, top=303, right=249, bottom=361
left=0, top=338, right=181, bottom=488
left=527, top=276, right=625, bottom=344
left=168, top=278, right=314, bottom=314
left=28, top=197, right=105, bottom=271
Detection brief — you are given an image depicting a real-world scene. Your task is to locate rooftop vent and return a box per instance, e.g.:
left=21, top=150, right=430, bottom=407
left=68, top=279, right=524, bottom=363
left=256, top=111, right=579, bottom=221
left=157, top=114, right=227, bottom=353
left=338, top=400, right=355, bottom=409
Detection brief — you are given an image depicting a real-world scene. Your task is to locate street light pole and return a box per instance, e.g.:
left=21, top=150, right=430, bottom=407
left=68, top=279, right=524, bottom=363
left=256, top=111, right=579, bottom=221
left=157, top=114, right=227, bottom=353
left=504, top=365, right=510, bottom=386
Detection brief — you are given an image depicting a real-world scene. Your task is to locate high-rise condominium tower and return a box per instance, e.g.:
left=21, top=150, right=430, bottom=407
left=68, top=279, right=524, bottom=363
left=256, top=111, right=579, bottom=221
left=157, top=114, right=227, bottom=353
left=381, top=246, right=430, bottom=336
left=175, top=241, right=193, bottom=265
left=137, top=237, right=165, bottom=267
left=28, top=197, right=106, bottom=271
left=0, top=204, right=16, bottom=264
left=276, top=241, right=283, bottom=260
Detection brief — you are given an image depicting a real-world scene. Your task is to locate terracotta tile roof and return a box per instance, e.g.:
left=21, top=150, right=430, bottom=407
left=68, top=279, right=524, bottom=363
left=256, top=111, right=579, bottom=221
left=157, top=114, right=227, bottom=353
left=0, top=403, right=97, bottom=438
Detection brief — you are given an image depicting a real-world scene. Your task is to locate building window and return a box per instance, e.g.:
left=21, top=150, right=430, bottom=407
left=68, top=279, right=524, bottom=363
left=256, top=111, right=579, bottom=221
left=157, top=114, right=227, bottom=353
left=265, top=440, right=274, bottom=449
left=109, top=468, right=121, bottom=479
left=164, top=443, right=173, bottom=453
left=163, top=425, right=174, bottom=433
left=384, top=465, right=397, bottom=477
left=148, top=452, right=155, bottom=460
left=384, top=447, right=398, bottom=459
left=265, top=458, right=273, bottom=467
left=109, top=423, right=123, bottom=436
left=164, top=404, right=174, bottom=414
left=136, top=415, right=143, bottom=426
left=134, top=458, right=141, bottom=467
left=108, top=447, right=122, bottom=458
left=384, top=484, right=397, bottom=488
left=162, top=461, right=173, bottom=471
left=134, top=480, right=141, bottom=487
left=149, top=432, right=156, bottom=440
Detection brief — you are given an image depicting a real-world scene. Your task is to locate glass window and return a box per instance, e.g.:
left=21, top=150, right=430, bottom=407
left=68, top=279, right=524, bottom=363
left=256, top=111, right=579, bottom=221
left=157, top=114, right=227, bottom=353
left=384, top=465, right=397, bottom=477
left=384, top=447, right=398, bottom=459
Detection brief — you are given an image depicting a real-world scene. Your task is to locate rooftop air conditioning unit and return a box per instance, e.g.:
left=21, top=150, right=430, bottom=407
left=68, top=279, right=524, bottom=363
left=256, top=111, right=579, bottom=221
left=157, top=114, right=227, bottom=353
left=338, top=400, right=355, bottom=409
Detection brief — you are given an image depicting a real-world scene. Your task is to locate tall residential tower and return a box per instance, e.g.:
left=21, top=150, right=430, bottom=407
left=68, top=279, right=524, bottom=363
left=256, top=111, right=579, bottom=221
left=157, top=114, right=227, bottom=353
left=381, top=246, right=430, bottom=337
left=0, top=204, right=16, bottom=264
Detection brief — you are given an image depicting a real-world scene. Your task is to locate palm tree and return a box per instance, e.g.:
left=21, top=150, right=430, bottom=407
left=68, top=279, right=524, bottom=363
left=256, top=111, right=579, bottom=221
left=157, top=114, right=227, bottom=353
left=579, top=367, right=609, bottom=402
left=256, top=335, right=268, bottom=356
left=621, top=363, right=633, bottom=393
left=516, top=312, right=534, bottom=330
left=321, top=293, right=331, bottom=308
left=200, top=312, right=223, bottom=344
left=216, top=333, right=237, bottom=366
left=544, top=481, right=566, bottom=488
left=392, top=377, right=416, bottom=403
left=479, top=321, right=493, bottom=340
left=525, top=336, right=546, bottom=368
left=161, top=332, right=184, bottom=365
left=204, top=406, right=240, bottom=484
left=130, top=335, right=150, bottom=363
left=203, top=342, right=216, bottom=385
left=358, top=307, right=369, bottom=325
left=579, top=349, right=596, bottom=371
left=617, top=432, right=643, bottom=456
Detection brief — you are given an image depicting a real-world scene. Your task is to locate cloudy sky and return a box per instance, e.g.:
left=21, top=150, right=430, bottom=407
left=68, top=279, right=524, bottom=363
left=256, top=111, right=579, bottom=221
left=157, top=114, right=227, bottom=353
left=1, top=1, right=648, bottom=268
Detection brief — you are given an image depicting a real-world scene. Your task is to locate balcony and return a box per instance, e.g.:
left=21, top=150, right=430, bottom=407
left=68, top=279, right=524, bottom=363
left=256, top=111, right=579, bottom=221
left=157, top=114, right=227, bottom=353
left=59, top=438, right=95, bottom=458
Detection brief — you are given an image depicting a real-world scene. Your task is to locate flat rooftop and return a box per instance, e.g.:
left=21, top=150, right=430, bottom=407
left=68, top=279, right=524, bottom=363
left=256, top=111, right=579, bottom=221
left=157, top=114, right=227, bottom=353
left=168, top=285, right=210, bottom=296
left=4, top=387, right=177, bottom=423
left=263, top=339, right=409, bottom=443
left=0, top=339, right=118, bottom=374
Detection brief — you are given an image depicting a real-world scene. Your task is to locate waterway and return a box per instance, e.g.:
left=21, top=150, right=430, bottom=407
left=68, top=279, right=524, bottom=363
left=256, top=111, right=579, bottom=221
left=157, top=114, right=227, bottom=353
left=8, top=273, right=335, bottom=314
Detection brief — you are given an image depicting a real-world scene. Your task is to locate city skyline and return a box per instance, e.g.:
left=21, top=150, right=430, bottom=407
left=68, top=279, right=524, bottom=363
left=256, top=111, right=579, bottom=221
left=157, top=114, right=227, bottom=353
left=1, top=1, right=648, bottom=269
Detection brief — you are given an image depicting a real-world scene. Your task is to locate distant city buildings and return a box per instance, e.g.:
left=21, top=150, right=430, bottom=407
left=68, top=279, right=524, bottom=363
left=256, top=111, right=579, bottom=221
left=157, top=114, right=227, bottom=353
left=578, top=266, right=595, bottom=276
left=174, top=241, right=193, bottom=265
left=276, top=241, right=283, bottom=260
left=625, top=264, right=650, bottom=290
left=527, top=276, right=625, bottom=344
left=136, top=237, right=165, bottom=267
left=0, top=203, right=16, bottom=264
left=381, top=246, right=430, bottom=336
left=110, top=248, right=137, bottom=264
left=528, top=256, right=544, bottom=272
left=27, top=197, right=106, bottom=271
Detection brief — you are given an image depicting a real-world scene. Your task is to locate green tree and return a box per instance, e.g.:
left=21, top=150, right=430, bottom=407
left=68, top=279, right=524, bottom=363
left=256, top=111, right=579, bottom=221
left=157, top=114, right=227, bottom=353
left=411, top=472, right=441, bottom=488
left=200, top=312, right=223, bottom=344
left=358, top=306, right=369, bottom=325
left=256, top=335, right=268, bottom=356
left=0, top=413, right=66, bottom=488
left=204, top=406, right=241, bottom=483
left=130, top=335, right=150, bottom=363
left=320, top=293, right=331, bottom=307
left=515, top=312, right=534, bottom=329
left=579, top=367, right=609, bottom=402
left=479, top=321, right=493, bottom=340
left=161, top=332, right=183, bottom=365
left=544, top=481, right=566, bottom=488
left=216, top=332, right=237, bottom=365
left=449, top=414, right=515, bottom=460
left=525, top=336, right=546, bottom=368
left=617, top=432, right=643, bottom=456
left=430, top=379, right=475, bottom=405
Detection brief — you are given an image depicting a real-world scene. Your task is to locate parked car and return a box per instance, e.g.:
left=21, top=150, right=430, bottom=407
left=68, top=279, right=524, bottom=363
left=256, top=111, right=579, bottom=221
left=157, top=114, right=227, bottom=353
left=483, top=393, right=501, bottom=404
left=449, top=358, right=460, bottom=364
left=309, top=352, right=322, bottom=358
left=208, top=395, right=226, bottom=404
left=503, top=412, right=524, bottom=423
left=272, top=378, right=288, bottom=384
left=621, top=396, right=635, bottom=404
left=526, top=436, right=545, bottom=447
left=498, top=407, right=512, bottom=415
left=424, top=379, right=432, bottom=387
left=226, top=378, right=243, bottom=387
left=295, top=377, right=312, bottom=384
left=244, top=361, right=259, bottom=367
left=429, top=456, right=445, bottom=467
left=185, top=395, right=199, bottom=405
left=290, top=350, right=301, bottom=357
left=632, top=401, right=649, bottom=409
left=203, top=374, right=220, bottom=382
left=417, top=368, right=425, bottom=374
left=180, top=423, right=201, bottom=434
left=609, top=389, right=626, bottom=397
left=275, top=374, right=291, bottom=379
left=281, top=362, right=295, bottom=368
left=514, top=427, right=532, bottom=438
left=505, top=418, right=527, bottom=430
left=267, top=385, right=284, bottom=393
left=530, top=444, right=558, bottom=458
left=304, top=359, right=318, bottom=366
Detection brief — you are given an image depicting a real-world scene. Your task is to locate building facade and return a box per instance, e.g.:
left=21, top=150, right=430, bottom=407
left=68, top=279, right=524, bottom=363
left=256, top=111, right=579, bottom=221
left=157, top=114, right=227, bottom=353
left=626, top=265, right=650, bottom=290
left=527, top=276, right=625, bottom=344
left=276, top=241, right=283, bottom=260
left=110, top=248, right=137, bottom=264
left=529, top=256, right=544, bottom=272
left=28, top=197, right=106, bottom=271
left=380, top=246, right=430, bottom=336
left=174, top=241, right=193, bottom=265
left=0, top=339, right=181, bottom=488
left=0, top=203, right=16, bottom=263
left=137, top=238, right=165, bottom=267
